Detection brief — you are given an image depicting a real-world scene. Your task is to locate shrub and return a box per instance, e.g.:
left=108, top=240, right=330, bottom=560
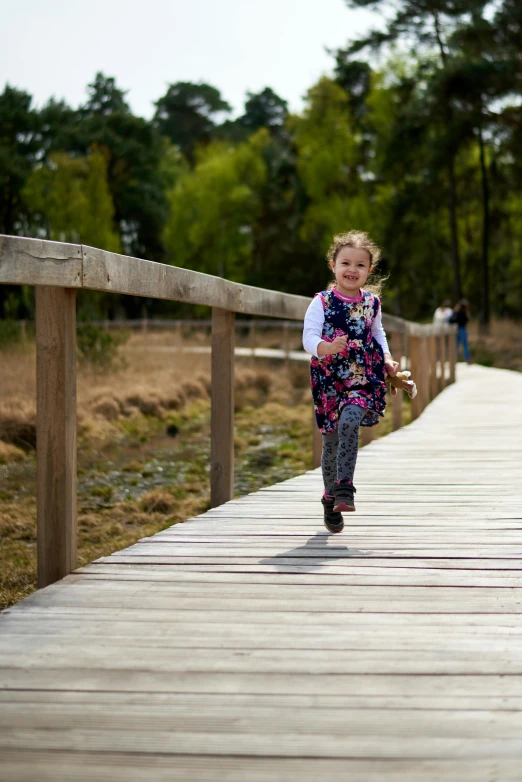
left=125, top=392, right=165, bottom=418
left=0, top=441, right=27, bottom=464
left=92, top=397, right=121, bottom=421
left=140, top=489, right=176, bottom=514
left=77, top=325, right=129, bottom=371
left=0, top=418, right=37, bottom=451
left=0, top=320, right=22, bottom=348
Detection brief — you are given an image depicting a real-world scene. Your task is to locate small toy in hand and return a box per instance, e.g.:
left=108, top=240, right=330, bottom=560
left=387, top=370, right=417, bottom=399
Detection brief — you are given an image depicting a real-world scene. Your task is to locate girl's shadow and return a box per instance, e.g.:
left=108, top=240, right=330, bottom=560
left=259, top=531, right=371, bottom=572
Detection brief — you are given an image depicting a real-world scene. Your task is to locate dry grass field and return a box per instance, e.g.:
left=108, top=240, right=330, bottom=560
left=1, top=326, right=409, bottom=608
left=468, top=319, right=522, bottom=371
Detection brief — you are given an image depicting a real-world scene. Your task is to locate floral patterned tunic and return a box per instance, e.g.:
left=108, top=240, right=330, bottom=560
left=310, top=288, right=387, bottom=433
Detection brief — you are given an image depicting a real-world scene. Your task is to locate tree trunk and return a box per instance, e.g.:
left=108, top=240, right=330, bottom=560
left=478, top=123, right=490, bottom=335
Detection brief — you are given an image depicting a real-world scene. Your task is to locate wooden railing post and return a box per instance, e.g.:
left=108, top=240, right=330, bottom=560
left=410, top=334, right=422, bottom=421
left=36, top=286, right=77, bottom=588
left=428, top=333, right=438, bottom=401
left=211, top=308, right=235, bottom=507
left=390, top=331, right=403, bottom=431
left=419, top=335, right=430, bottom=411
left=439, top=331, right=447, bottom=391
left=448, top=329, right=457, bottom=383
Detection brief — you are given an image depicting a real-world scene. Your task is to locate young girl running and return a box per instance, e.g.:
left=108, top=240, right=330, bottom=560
left=303, top=231, right=398, bottom=533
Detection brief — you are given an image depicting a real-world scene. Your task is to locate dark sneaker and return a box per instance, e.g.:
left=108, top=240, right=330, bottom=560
left=333, top=482, right=356, bottom=513
left=321, top=496, right=344, bottom=534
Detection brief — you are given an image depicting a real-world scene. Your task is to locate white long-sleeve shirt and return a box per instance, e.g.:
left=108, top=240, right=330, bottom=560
left=302, top=291, right=390, bottom=358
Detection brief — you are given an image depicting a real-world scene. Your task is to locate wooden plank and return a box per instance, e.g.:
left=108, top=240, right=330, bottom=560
left=429, top=333, right=438, bottom=400
left=2, top=669, right=521, bottom=697
left=0, top=235, right=82, bottom=287
left=420, top=335, right=431, bottom=410
left=4, top=619, right=522, bottom=646
left=448, top=328, right=457, bottom=383
left=9, top=605, right=522, bottom=621
left=2, top=752, right=522, bottom=782
left=67, top=571, right=522, bottom=587
left=81, top=244, right=310, bottom=320
left=5, top=704, right=522, bottom=745
left=211, top=308, right=235, bottom=507
left=35, top=286, right=77, bottom=588
left=1, top=645, right=522, bottom=674
left=4, top=688, right=522, bottom=712
left=440, top=332, right=448, bottom=389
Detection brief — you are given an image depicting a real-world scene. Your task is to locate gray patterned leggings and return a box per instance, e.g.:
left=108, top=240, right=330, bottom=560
left=321, top=404, right=366, bottom=497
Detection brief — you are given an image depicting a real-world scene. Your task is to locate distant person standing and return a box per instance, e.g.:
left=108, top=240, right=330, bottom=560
left=433, top=299, right=453, bottom=326
left=450, top=299, right=471, bottom=364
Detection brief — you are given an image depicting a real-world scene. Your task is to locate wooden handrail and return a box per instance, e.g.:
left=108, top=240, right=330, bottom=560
left=0, top=234, right=457, bottom=588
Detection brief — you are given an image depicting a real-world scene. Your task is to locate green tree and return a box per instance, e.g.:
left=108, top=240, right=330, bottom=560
left=444, top=10, right=517, bottom=329
left=163, top=131, right=268, bottom=280
left=0, top=85, right=41, bottom=235
left=290, top=78, right=371, bottom=254
left=333, top=54, right=372, bottom=126
left=38, top=98, right=79, bottom=158
left=154, top=82, right=231, bottom=161
left=81, top=72, right=130, bottom=117
left=0, top=86, right=42, bottom=319
left=342, top=0, right=488, bottom=302
left=23, top=146, right=120, bottom=251
left=73, top=74, right=170, bottom=262
left=242, top=87, right=288, bottom=134
left=218, top=87, right=289, bottom=143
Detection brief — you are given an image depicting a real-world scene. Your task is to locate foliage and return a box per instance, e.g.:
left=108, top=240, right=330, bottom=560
left=0, top=86, right=41, bottom=236
left=218, top=87, right=289, bottom=142
left=154, top=82, right=231, bottom=161
left=163, top=130, right=268, bottom=279
left=290, top=78, right=371, bottom=253
left=0, top=319, right=23, bottom=348
left=76, top=325, right=129, bottom=372
left=23, top=147, right=121, bottom=251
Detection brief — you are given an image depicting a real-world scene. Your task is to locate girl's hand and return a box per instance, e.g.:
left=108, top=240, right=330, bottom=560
left=384, top=357, right=399, bottom=377
left=327, top=335, right=348, bottom=355
left=318, top=335, right=348, bottom=356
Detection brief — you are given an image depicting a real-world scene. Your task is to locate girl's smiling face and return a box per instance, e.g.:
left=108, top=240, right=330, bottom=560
left=330, top=246, right=372, bottom=297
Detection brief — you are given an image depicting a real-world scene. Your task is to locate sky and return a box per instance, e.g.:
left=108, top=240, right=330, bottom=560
left=1, top=0, right=383, bottom=118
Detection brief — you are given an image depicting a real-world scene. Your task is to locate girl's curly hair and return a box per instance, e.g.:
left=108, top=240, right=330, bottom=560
left=326, top=230, right=385, bottom=297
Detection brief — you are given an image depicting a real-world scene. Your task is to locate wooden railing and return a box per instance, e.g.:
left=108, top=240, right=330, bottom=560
left=0, top=235, right=456, bottom=588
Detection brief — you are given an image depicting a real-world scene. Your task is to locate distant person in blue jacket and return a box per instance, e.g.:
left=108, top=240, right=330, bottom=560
left=450, top=299, right=471, bottom=364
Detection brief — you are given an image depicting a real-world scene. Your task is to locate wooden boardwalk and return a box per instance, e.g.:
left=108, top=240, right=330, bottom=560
left=1, top=363, right=522, bottom=781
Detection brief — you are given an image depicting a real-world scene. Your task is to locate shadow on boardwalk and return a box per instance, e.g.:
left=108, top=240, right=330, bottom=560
left=259, top=531, right=372, bottom=572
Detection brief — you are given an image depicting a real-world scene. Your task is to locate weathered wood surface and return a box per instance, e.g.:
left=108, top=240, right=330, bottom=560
left=81, top=244, right=311, bottom=320
left=0, top=235, right=82, bottom=287
left=211, top=308, right=235, bottom=506
left=1, top=363, right=522, bottom=780
left=35, top=286, right=77, bottom=587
